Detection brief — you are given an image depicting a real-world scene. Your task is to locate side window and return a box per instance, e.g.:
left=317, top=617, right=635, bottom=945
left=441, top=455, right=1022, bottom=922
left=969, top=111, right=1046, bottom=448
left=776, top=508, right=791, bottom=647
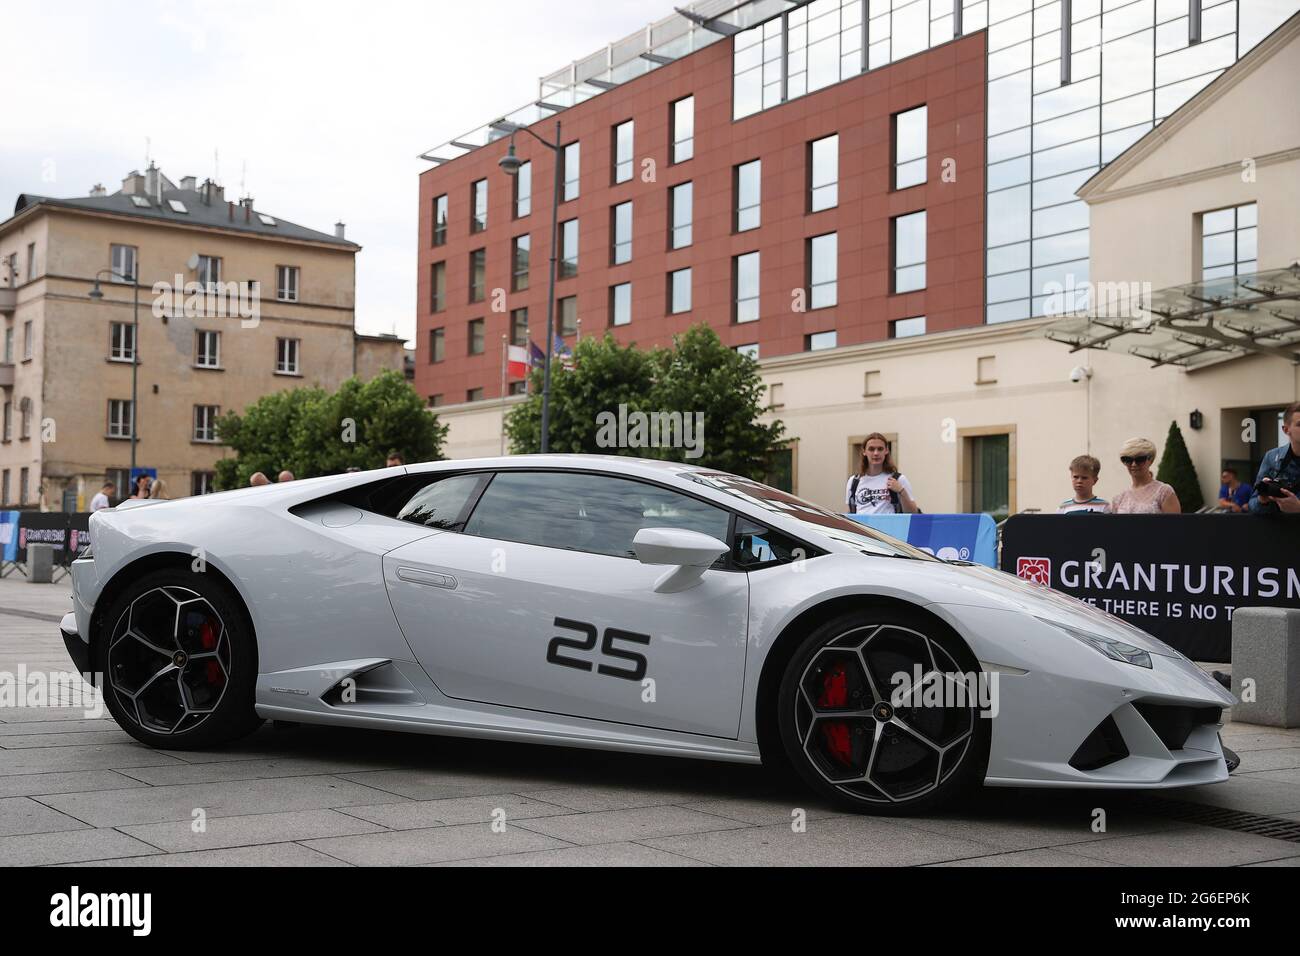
left=395, top=474, right=484, bottom=529
left=463, top=471, right=730, bottom=558
left=733, top=518, right=812, bottom=569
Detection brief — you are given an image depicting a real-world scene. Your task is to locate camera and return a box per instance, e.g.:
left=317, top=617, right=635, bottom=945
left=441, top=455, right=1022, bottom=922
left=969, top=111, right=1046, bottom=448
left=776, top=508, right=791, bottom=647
left=1256, top=476, right=1298, bottom=498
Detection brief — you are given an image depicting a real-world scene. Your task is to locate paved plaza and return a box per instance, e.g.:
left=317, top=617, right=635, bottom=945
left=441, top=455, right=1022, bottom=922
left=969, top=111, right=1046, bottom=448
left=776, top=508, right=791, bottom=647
left=2, top=576, right=1299, bottom=867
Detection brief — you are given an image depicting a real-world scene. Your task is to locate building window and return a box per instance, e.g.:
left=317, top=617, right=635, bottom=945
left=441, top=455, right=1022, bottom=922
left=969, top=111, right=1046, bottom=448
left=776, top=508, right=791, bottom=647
left=470, top=179, right=488, bottom=233
left=514, top=161, right=532, bottom=218
left=734, top=252, right=760, bottom=323
left=891, top=316, right=927, bottom=338
left=22, top=321, right=32, bottom=360
left=197, top=255, right=221, bottom=289
left=735, top=343, right=759, bottom=360
left=511, top=236, right=530, bottom=292
left=671, top=96, right=694, bottom=163
left=893, top=105, right=927, bottom=190
left=468, top=318, right=485, bottom=355
left=893, top=211, right=927, bottom=293
left=107, top=399, right=133, bottom=438
left=668, top=267, right=692, bottom=314
left=670, top=182, right=693, bottom=249
left=430, top=327, right=445, bottom=363
left=1, top=469, right=8, bottom=504
left=735, top=159, right=761, bottom=232
left=276, top=337, right=300, bottom=374
left=467, top=387, right=485, bottom=402
left=26, top=243, right=36, bottom=281
left=610, top=282, right=632, bottom=327
left=510, top=308, right=529, bottom=347
left=193, top=404, right=220, bottom=442
left=110, top=244, right=137, bottom=282
left=428, top=394, right=444, bottom=407
left=195, top=330, right=221, bottom=368
left=3, top=326, right=11, bottom=363
left=558, top=296, right=578, bottom=337
left=109, top=322, right=135, bottom=362
left=1, top=400, right=9, bottom=441
left=559, top=219, right=579, bottom=278
left=508, top=381, right=527, bottom=396
left=1201, top=203, right=1257, bottom=280
left=809, top=134, right=839, bottom=212
left=967, top=433, right=1011, bottom=521
left=807, top=233, right=838, bottom=309
left=192, top=471, right=216, bottom=496
left=806, top=331, right=837, bottom=351
left=276, top=265, right=300, bottom=302
left=430, top=261, right=446, bottom=312
left=562, top=142, right=581, bottom=201
left=19, top=397, right=31, bottom=440
left=613, top=120, right=634, bottom=183
left=611, top=202, right=632, bottom=265
left=19, top=468, right=28, bottom=505
left=469, top=249, right=486, bottom=302
left=432, top=194, right=448, bottom=246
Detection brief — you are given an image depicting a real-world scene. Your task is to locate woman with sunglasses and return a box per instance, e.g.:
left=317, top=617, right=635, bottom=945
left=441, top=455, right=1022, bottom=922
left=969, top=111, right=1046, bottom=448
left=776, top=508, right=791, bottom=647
left=1107, top=437, right=1181, bottom=514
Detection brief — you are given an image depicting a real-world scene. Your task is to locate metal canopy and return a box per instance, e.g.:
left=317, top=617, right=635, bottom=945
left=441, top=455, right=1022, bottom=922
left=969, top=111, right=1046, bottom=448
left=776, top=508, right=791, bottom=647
left=417, top=0, right=808, bottom=165
left=1044, top=264, right=1300, bottom=368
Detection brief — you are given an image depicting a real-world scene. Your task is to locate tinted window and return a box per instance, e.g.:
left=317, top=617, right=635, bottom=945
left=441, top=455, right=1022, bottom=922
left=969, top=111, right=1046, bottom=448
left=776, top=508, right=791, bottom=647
left=733, top=518, right=815, bottom=569
left=464, top=471, right=730, bottom=559
left=396, top=474, right=483, bottom=529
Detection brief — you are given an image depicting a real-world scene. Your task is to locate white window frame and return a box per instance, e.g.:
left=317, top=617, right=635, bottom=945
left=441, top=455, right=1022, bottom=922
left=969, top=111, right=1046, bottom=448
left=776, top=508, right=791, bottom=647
left=276, top=337, right=301, bottom=375
left=193, top=404, right=220, bottom=443
left=197, top=255, right=222, bottom=289
left=107, top=399, right=133, bottom=439
left=276, top=265, right=300, bottom=302
left=109, top=322, right=135, bottom=362
left=195, top=330, right=221, bottom=368
left=110, top=244, right=137, bottom=283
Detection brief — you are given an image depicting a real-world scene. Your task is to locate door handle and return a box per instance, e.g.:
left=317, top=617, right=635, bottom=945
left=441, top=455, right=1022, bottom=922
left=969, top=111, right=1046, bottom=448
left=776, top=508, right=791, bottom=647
left=396, top=566, right=458, bottom=590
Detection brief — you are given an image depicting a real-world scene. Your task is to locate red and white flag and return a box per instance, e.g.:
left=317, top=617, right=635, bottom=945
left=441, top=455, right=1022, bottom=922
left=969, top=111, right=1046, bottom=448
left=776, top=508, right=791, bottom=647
left=506, top=344, right=529, bottom=379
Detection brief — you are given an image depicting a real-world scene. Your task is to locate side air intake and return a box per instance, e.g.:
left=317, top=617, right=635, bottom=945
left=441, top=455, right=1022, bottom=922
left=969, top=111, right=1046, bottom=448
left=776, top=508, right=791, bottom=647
left=321, top=661, right=419, bottom=708
left=1069, top=714, right=1129, bottom=771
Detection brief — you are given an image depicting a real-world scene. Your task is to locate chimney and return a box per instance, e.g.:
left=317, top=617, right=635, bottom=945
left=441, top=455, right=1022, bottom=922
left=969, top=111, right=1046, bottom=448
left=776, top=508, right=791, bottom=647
left=244, top=200, right=251, bottom=223
left=228, top=200, right=235, bottom=221
left=335, top=221, right=346, bottom=239
left=89, top=183, right=107, bottom=197
left=121, top=170, right=145, bottom=195
left=180, top=175, right=197, bottom=191
left=144, top=162, right=161, bottom=200
left=201, top=180, right=225, bottom=205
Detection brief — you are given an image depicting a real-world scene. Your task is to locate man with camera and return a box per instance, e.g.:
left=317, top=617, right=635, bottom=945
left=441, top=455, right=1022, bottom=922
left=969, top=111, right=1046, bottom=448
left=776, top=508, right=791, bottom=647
left=1249, top=402, right=1300, bottom=514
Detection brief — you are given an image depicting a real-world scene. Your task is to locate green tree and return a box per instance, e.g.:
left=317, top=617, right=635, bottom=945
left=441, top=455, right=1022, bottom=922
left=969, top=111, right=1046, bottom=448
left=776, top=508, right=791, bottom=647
left=505, top=324, right=785, bottom=479
left=1156, top=419, right=1203, bottom=513
left=214, top=370, right=447, bottom=489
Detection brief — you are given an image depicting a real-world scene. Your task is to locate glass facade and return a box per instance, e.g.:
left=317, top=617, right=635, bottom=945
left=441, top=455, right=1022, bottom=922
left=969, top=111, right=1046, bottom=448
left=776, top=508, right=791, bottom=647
left=611, top=282, right=632, bottom=326
left=809, top=134, right=839, bottom=211
left=671, top=182, right=694, bottom=248
left=612, top=201, right=633, bottom=264
left=808, top=232, right=838, bottom=309
left=735, top=252, right=761, bottom=322
left=736, top=159, right=762, bottom=231
left=731, top=0, right=1300, bottom=325
left=614, top=120, right=635, bottom=183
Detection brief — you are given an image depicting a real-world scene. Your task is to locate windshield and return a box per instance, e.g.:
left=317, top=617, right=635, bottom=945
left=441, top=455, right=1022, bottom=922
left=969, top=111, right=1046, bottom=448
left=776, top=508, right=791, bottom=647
left=682, top=472, right=937, bottom=561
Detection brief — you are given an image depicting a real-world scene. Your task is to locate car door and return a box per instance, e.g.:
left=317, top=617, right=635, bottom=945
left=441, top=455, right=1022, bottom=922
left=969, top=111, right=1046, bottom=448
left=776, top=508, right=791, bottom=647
left=383, top=469, right=749, bottom=738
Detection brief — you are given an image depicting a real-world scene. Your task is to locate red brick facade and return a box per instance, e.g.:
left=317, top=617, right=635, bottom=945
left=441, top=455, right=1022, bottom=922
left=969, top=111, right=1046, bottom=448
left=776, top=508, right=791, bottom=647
left=415, top=30, right=986, bottom=404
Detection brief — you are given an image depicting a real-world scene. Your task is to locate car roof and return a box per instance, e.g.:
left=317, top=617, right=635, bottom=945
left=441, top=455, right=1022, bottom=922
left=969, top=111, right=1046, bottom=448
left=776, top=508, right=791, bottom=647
left=404, top=454, right=716, bottom=482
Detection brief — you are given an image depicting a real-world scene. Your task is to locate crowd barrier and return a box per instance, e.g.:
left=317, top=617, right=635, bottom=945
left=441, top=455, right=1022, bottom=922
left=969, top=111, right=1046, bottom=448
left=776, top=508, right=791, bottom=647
left=842, top=512, right=999, bottom=568
left=0, top=510, right=92, bottom=579
left=1001, top=512, right=1300, bottom=663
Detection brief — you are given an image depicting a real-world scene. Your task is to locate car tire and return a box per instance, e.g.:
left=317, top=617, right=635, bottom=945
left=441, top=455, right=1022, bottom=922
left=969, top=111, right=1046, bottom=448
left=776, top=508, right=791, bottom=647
left=94, top=568, right=262, bottom=749
left=777, top=606, right=989, bottom=815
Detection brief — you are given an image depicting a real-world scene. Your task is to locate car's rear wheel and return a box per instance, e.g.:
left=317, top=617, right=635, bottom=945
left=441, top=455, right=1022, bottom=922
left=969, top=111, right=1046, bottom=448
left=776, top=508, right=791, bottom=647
left=94, top=568, right=262, bottom=749
left=777, top=606, right=989, bottom=814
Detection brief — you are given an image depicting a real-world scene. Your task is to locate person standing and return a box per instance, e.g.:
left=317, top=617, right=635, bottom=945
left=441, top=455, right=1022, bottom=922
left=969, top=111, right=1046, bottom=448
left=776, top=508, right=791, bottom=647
left=846, top=433, right=920, bottom=514
left=130, top=474, right=152, bottom=499
left=1107, top=438, right=1181, bottom=514
left=1216, top=467, right=1252, bottom=513
left=277, top=470, right=295, bottom=483
left=249, top=472, right=270, bottom=487
left=89, top=481, right=114, bottom=512
left=1057, top=455, right=1107, bottom=514
left=1249, top=402, right=1300, bottom=514
left=149, top=478, right=169, bottom=500
left=386, top=451, right=405, bottom=467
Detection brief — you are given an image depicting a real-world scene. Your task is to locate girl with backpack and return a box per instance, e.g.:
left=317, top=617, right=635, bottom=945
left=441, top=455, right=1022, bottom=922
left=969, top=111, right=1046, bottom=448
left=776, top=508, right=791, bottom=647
left=846, top=432, right=920, bottom=514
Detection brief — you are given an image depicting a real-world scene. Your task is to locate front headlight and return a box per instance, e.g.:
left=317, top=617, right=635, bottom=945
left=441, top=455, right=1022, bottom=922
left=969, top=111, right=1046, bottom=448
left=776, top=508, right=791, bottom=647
left=1043, top=619, right=1152, bottom=668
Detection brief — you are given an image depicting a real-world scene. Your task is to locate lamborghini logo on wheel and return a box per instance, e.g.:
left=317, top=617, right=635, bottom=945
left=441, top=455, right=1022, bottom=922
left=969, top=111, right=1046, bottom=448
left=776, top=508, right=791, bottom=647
left=1016, top=557, right=1051, bottom=586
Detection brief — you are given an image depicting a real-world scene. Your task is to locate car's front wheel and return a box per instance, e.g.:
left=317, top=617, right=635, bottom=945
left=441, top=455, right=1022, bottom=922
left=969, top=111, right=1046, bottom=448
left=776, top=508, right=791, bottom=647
left=777, top=607, right=989, bottom=814
left=94, top=568, right=262, bottom=749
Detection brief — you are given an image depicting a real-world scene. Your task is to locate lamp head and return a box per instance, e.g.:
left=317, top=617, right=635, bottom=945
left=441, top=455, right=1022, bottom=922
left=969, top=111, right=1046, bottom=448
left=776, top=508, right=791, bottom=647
left=88, top=279, right=104, bottom=299
left=498, top=141, right=522, bottom=176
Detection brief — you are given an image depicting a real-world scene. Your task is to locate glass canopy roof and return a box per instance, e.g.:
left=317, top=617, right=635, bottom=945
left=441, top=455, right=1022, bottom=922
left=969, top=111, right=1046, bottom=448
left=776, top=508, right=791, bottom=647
left=418, top=0, right=811, bottom=164
left=1044, top=265, right=1300, bottom=368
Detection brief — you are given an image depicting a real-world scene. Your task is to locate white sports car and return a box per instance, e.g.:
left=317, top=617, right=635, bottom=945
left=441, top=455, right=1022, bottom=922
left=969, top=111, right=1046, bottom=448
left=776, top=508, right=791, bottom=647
left=61, top=456, right=1236, bottom=813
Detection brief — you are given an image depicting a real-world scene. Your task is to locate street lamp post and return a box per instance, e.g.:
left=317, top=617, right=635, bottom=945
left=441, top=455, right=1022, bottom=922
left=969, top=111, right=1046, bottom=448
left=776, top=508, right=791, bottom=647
left=499, top=120, right=562, bottom=454
left=89, top=268, right=141, bottom=480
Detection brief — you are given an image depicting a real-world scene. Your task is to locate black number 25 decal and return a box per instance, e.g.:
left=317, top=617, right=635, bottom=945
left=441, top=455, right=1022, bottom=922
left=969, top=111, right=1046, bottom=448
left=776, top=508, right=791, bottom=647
left=547, top=617, right=650, bottom=682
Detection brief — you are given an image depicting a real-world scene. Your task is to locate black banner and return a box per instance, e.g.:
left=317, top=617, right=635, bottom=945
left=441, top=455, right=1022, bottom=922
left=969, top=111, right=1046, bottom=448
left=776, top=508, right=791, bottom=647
left=14, top=511, right=92, bottom=565
left=1001, top=514, right=1300, bottom=662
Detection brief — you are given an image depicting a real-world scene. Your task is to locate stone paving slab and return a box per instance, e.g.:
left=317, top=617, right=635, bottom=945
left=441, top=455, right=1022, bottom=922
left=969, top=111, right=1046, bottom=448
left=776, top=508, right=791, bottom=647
left=1063, top=825, right=1300, bottom=867
left=63, top=843, right=350, bottom=867
left=301, top=822, right=570, bottom=866
left=119, top=808, right=388, bottom=853
left=0, top=769, right=149, bottom=799
left=0, top=827, right=161, bottom=866
left=429, top=842, right=711, bottom=866
left=0, top=795, right=90, bottom=837
left=337, top=793, right=574, bottom=829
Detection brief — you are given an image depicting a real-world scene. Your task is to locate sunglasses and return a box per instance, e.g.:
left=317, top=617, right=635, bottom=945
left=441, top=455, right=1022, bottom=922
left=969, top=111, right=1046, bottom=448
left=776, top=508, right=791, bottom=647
left=1120, top=454, right=1151, bottom=465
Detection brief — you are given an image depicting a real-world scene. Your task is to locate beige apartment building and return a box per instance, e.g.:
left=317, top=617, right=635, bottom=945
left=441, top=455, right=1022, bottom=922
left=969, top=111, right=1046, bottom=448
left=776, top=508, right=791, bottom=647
left=0, top=164, right=405, bottom=510
left=429, top=12, right=1300, bottom=517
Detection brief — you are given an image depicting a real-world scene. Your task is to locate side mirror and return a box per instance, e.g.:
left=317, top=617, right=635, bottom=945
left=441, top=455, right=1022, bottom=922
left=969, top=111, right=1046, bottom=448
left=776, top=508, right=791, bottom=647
left=633, top=527, right=729, bottom=593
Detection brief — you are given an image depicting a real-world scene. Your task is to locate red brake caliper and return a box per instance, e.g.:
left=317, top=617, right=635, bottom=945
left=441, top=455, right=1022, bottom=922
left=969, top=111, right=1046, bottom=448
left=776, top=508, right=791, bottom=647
left=199, top=620, right=221, bottom=685
left=817, top=663, right=853, bottom=766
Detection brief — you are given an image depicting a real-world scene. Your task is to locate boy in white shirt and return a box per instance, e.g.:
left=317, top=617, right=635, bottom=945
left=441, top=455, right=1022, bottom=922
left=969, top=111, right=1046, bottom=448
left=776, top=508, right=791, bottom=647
left=1058, top=455, right=1108, bottom=514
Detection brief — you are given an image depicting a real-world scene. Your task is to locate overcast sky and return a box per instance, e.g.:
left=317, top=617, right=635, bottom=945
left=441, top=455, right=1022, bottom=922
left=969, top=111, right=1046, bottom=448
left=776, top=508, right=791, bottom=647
left=1, top=0, right=674, bottom=342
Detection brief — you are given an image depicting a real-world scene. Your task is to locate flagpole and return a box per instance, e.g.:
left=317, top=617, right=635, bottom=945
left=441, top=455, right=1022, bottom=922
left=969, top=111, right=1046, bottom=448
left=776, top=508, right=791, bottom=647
left=499, top=333, right=507, bottom=456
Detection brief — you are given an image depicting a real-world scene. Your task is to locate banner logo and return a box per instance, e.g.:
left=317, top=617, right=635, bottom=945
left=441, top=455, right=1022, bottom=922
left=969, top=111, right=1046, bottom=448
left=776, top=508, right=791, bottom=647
left=1016, top=556, right=1051, bottom=586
